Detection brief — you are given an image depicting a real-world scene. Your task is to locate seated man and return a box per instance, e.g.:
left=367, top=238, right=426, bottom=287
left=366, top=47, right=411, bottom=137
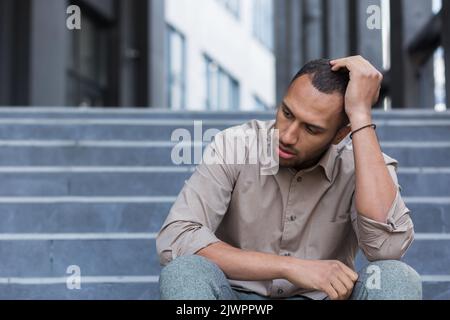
left=156, top=56, right=422, bottom=300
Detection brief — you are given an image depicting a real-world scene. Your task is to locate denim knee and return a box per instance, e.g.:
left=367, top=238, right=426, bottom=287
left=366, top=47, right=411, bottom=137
left=160, top=255, right=220, bottom=284
left=159, top=255, right=235, bottom=300
left=353, top=260, right=422, bottom=300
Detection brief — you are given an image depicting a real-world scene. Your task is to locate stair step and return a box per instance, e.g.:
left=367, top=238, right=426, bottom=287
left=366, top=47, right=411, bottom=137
left=0, top=283, right=159, bottom=300
left=423, top=282, right=450, bottom=300
left=382, top=146, right=450, bottom=167
left=0, top=237, right=446, bottom=276
left=0, top=203, right=172, bottom=233
left=398, top=170, right=450, bottom=197
left=0, top=108, right=276, bottom=120
left=0, top=120, right=449, bottom=141
left=0, top=169, right=447, bottom=197
left=0, top=239, right=160, bottom=277
left=402, top=240, right=450, bottom=275
left=355, top=239, right=450, bottom=276
left=0, top=144, right=448, bottom=167
left=408, top=202, right=450, bottom=233
left=0, top=281, right=446, bottom=299
left=0, top=237, right=446, bottom=299
left=0, top=201, right=449, bottom=234
left=0, top=108, right=449, bottom=120
left=0, top=171, right=192, bottom=197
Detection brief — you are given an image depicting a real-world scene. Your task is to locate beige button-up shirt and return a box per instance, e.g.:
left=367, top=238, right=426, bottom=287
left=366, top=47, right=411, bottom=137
left=156, top=120, right=415, bottom=300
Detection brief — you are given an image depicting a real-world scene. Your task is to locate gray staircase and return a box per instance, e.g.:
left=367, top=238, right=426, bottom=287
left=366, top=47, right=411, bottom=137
left=0, top=107, right=449, bottom=300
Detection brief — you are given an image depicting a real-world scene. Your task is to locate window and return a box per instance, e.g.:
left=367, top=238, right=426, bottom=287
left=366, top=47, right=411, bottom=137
left=216, top=0, right=240, bottom=19
left=204, top=55, right=240, bottom=110
left=253, top=0, right=274, bottom=50
left=67, top=13, right=110, bottom=107
left=434, top=47, right=447, bottom=111
left=167, top=25, right=186, bottom=110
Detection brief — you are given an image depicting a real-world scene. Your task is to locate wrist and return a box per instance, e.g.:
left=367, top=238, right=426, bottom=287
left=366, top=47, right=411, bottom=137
left=278, top=256, right=295, bottom=279
left=279, top=256, right=306, bottom=280
left=348, top=113, right=373, bottom=130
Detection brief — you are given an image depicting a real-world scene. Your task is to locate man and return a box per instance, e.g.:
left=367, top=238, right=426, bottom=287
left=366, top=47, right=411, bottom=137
left=156, top=56, right=422, bottom=300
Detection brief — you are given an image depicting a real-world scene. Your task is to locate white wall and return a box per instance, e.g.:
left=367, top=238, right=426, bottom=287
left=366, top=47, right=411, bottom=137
left=165, top=0, right=275, bottom=111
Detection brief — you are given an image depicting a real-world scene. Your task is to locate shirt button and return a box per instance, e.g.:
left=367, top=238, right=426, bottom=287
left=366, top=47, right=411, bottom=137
left=290, top=215, right=297, bottom=222
left=277, top=288, right=284, bottom=295
left=297, top=176, right=303, bottom=182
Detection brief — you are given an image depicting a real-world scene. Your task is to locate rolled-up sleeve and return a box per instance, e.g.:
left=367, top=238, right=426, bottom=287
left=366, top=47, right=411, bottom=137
left=156, top=132, right=240, bottom=266
left=351, top=163, right=415, bottom=262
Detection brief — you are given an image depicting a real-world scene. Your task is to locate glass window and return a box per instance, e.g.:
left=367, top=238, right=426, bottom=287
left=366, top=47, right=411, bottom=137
left=205, top=55, right=240, bottom=110
left=252, top=0, right=274, bottom=51
left=167, top=25, right=186, bottom=110
left=434, top=47, right=447, bottom=111
left=66, top=14, right=109, bottom=107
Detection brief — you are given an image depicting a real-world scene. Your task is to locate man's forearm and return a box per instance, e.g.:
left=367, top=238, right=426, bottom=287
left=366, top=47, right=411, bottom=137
left=350, top=114, right=397, bottom=223
left=196, top=241, right=359, bottom=299
left=196, top=241, right=292, bottom=281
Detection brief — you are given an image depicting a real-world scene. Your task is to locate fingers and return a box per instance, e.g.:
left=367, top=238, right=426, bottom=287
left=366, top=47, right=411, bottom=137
left=322, top=261, right=358, bottom=300
left=337, top=261, right=359, bottom=282
left=330, top=55, right=377, bottom=75
left=329, top=262, right=358, bottom=300
left=313, top=260, right=359, bottom=300
left=330, top=58, right=351, bottom=72
left=330, top=277, right=348, bottom=300
left=324, top=284, right=340, bottom=300
left=336, top=271, right=355, bottom=297
left=330, top=55, right=368, bottom=66
left=330, top=56, right=356, bottom=71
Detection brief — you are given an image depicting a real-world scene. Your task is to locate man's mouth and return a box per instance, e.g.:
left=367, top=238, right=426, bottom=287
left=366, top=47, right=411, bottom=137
left=278, top=145, right=296, bottom=160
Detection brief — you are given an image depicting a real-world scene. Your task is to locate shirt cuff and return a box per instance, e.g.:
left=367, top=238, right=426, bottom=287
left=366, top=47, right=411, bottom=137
left=170, top=226, right=221, bottom=262
left=356, top=190, right=412, bottom=249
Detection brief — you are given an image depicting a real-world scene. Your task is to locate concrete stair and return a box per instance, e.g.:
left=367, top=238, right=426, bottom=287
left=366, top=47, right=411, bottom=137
left=0, top=107, right=448, bottom=300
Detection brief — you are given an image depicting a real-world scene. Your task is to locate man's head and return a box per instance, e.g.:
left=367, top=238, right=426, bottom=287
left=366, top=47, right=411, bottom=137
left=274, top=59, right=351, bottom=170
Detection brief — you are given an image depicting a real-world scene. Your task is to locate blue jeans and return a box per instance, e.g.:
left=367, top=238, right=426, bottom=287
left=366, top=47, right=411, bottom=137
left=159, top=255, right=422, bottom=300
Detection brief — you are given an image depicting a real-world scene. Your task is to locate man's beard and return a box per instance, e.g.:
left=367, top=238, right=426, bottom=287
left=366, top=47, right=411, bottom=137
left=279, top=148, right=329, bottom=171
left=279, top=157, right=303, bottom=169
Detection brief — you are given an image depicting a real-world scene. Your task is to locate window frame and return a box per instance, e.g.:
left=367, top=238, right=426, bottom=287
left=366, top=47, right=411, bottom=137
left=166, top=24, right=187, bottom=110
left=204, top=54, right=240, bottom=110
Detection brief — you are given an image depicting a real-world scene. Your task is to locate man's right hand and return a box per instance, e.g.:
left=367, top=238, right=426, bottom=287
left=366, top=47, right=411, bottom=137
left=283, top=259, right=359, bottom=300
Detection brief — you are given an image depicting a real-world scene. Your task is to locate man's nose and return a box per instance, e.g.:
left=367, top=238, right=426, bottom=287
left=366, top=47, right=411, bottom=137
left=280, top=122, right=299, bottom=146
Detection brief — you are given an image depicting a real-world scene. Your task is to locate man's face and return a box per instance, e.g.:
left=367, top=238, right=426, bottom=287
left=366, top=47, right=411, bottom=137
left=274, top=75, right=347, bottom=170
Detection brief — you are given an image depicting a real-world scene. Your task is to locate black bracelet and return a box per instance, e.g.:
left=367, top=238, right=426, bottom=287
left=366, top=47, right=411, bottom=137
left=350, top=124, right=377, bottom=140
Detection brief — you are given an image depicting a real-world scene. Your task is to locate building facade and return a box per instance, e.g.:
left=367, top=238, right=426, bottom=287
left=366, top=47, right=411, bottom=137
left=165, top=0, right=275, bottom=111
left=0, top=0, right=448, bottom=110
left=0, top=0, right=275, bottom=110
left=0, top=0, right=165, bottom=108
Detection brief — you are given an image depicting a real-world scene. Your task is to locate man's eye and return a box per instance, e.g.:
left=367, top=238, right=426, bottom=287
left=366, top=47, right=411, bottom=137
left=305, top=126, right=316, bottom=134
left=283, top=109, right=292, bottom=118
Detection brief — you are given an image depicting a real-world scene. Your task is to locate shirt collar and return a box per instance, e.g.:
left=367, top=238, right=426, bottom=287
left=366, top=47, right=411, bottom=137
left=291, top=143, right=338, bottom=183
left=316, top=143, right=339, bottom=182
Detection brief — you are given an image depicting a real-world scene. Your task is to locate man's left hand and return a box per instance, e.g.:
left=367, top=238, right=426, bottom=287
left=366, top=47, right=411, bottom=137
left=330, top=56, right=383, bottom=124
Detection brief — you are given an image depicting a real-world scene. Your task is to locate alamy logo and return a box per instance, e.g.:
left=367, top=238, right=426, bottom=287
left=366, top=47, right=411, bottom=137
left=365, top=265, right=381, bottom=290
left=366, top=5, right=382, bottom=30
left=66, top=5, right=81, bottom=30
left=66, top=265, right=81, bottom=290
left=170, top=121, right=280, bottom=176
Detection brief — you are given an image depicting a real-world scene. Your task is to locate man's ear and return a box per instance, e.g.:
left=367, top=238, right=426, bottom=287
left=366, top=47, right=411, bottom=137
left=332, top=125, right=351, bottom=145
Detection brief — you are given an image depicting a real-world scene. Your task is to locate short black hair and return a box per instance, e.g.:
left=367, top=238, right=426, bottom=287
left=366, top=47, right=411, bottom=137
left=290, top=59, right=350, bottom=96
